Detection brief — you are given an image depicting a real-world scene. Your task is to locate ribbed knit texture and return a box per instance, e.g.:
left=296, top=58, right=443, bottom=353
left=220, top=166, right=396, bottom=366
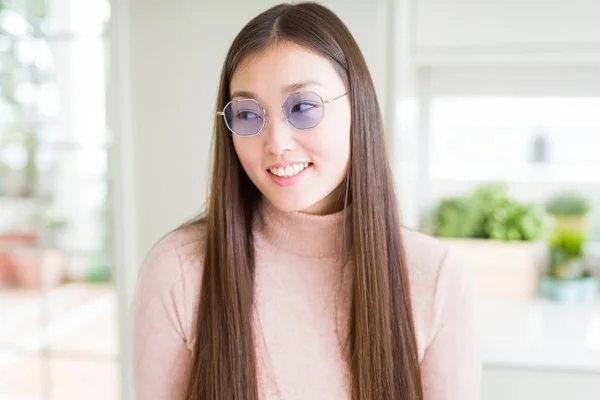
left=132, top=200, right=481, bottom=399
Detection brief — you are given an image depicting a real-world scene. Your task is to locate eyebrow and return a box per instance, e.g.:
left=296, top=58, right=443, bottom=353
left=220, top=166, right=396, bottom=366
left=283, top=80, right=324, bottom=93
left=230, top=80, right=324, bottom=99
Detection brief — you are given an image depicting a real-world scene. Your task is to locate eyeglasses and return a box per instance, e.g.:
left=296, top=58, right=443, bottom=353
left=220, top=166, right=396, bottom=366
left=216, top=91, right=348, bottom=137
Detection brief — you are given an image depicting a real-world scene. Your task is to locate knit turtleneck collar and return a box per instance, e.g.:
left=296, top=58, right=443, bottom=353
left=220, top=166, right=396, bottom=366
left=254, top=197, right=350, bottom=259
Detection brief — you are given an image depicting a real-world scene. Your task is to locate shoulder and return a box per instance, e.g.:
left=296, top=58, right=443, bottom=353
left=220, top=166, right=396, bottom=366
left=143, top=222, right=207, bottom=273
left=138, top=222, right=207, bottom=291
left=401, top=227, right=452, bottom=301
left=133, top=222, right=207, bottom=349
left=401, top=227, right=450, bottom=280
left=400, top=227, right=477, bottom=356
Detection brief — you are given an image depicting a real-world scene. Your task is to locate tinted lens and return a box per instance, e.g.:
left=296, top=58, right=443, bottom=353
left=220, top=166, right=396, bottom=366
left=223, top=99, right=265, bottom=136
left=283, top=92, right=324, bottom=130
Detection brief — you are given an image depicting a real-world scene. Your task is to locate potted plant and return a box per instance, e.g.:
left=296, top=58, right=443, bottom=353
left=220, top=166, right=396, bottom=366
left=429, top=183, right=547, bottom=299
left=540, top=228, right=598, bottom=303
left=36, top=211, right=67, bottom=248
left=545, top=192, right=590, bottom=232
left=0, top=197, right=39, bottom=287
left=0, top=231, right=37, bottom=287
left=430, top=196, right=480, bottom=238
left=10, top=211, right=68, bottom=289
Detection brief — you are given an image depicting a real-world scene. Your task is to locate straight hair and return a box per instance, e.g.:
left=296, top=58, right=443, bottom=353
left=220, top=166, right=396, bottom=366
left=185, top=3, right=423, bottom=399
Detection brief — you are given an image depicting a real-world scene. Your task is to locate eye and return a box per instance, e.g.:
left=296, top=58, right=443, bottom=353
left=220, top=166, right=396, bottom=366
left=291, top=102, right=317, bottom=113
left=237, top=110, right=261, bottom=120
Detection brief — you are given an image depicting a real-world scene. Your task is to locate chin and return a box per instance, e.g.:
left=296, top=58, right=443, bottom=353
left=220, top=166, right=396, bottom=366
left=264, top=193, right=320, bottom=214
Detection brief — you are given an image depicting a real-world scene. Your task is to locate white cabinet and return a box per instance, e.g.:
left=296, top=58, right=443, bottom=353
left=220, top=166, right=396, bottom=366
left=414, top=0, right=600, bottom=64
left=481, top=367, right=600, bottom=400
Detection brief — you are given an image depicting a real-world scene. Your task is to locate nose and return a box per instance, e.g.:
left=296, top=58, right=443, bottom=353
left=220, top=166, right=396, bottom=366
left=263, top=114, right=295, bottom=155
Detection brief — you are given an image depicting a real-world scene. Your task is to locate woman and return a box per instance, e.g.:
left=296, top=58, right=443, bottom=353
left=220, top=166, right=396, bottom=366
left=132, top=2, right=481, bottom=399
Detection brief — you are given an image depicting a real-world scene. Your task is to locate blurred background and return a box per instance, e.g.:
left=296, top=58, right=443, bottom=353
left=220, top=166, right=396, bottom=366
left=0, top=0, right=598, bottom=399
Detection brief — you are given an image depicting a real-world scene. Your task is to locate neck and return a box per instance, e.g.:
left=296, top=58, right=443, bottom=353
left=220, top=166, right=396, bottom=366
left=255, top=197, right=350, bottom=259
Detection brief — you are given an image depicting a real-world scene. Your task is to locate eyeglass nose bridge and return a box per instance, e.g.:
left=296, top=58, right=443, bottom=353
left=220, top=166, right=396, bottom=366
left=280, top=104, right=297, bottom=128
left=260, top=105, right=295, bottom=133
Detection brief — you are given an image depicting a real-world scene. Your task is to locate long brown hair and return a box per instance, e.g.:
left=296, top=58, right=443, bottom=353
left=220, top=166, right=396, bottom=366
left=185, top=2, right=422, bottom=399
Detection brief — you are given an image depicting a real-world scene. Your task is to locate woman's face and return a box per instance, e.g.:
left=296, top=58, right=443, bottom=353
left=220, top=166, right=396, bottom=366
left=229, top=43, right=351, bottom=215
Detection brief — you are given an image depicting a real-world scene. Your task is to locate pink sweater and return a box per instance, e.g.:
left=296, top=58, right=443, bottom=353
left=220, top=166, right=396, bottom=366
left=132, top=201, right=481, bottom=399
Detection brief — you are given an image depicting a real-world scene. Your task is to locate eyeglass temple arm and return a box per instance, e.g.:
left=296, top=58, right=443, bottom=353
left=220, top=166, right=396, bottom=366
left=323, top=92, right=348, bottom=104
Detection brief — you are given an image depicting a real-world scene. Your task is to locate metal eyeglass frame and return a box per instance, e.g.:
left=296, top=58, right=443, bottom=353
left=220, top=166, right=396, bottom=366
left=216, top=91, right=348, bottom=137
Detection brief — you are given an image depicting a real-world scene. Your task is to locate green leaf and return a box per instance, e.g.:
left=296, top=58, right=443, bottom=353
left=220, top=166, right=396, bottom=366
left=545, top=192, right=590, bottom=216
left=549, top=228, right=585, bottom=258
left=431, top=196, right=479, bottom=238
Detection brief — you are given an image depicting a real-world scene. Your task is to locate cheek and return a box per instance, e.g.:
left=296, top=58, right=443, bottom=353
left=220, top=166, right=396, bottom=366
left=232, top=136, right=263, bottom=172
left=305, top=120, right=351, bottom=168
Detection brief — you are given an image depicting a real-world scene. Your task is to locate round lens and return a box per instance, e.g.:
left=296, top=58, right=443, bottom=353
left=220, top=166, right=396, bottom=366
left=223, top=99, right=265, bottom=136
left=283, top=92, right=324, bottom=130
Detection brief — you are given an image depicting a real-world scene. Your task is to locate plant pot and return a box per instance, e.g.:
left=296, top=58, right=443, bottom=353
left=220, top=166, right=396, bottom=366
left=540, top=275, right=598, bottom=303
left=10, top=248, right=67, bottom=290
left=551, top=215, right=587, bottom=232
left=0, top=232, right=38, bottom=287
left=438, top=238, right=547, bottom=299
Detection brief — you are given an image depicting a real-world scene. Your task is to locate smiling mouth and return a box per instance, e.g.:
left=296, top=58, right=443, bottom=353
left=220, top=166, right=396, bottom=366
left=267, top=162, right=313, bottom=178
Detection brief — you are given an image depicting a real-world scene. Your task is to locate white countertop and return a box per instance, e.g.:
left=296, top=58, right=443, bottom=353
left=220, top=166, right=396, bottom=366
left=480, top=297, right=600, bottom=372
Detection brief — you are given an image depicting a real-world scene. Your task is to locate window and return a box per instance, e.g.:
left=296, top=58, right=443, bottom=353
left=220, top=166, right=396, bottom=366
left=430, top=96, right=600, bottom=183
left=0, top=1, right=117, bottom=399
left=416, top=67, right=600, bottom=240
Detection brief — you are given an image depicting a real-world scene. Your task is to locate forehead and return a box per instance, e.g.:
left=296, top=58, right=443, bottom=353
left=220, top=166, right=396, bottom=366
left=229, top=43, right=344, bottom=99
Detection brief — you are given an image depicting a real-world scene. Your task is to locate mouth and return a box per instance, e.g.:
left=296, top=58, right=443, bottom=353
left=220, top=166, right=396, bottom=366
left=267, top=162, right=313, bottom=178
left=266, top=162, right=313, bottom=187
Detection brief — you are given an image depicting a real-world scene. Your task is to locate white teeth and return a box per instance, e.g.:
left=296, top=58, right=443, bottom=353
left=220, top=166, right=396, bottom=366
left=269, top=163, right=311, bottom=177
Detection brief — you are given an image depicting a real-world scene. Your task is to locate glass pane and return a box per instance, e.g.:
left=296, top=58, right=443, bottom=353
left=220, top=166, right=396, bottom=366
left=430, top=96, right=600, bottom=180
left=2, top=1, right=116, bottom=399
left=49, top=356, right=119, bottom=400
left=0, top=353, right=44, bottom=399
left=0, top=280, right=41, bottom=348
left=43, top=0, right=110, bottom=36
left=44, top=35, right=109, bottom=145
left=0, top=249, right=69, bottom=349
left=0, top=276, right=115, bottom=349
left=47, top=281, right=117, bottom=358
left=0, top=0, right=110, bottom=37
left=429, top=95, right=600, bottom=240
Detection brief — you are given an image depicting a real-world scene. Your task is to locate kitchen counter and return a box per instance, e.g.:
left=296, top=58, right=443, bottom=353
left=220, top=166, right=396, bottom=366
left=480, top=297, right=600, bottom=372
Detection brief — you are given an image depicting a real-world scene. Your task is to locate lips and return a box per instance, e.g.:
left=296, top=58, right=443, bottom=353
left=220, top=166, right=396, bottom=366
left=266, top=162, right=313, bottom=187
left=268, top=162, right=311, bottom=178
